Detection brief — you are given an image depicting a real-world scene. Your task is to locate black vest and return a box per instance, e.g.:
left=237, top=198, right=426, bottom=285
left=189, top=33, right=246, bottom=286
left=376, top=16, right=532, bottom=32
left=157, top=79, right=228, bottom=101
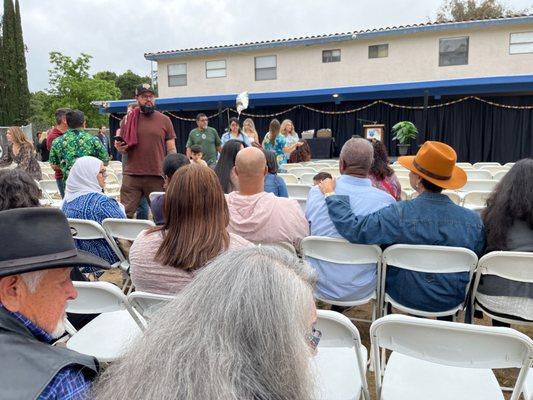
left=0, top=307, right=99, bottom=400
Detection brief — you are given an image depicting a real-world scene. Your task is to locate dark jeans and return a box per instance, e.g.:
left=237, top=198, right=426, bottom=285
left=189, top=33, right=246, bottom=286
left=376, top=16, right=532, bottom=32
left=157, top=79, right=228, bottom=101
left=56, top=178, right=65, bottom=198
left=136, top=197, right=149, bottom=220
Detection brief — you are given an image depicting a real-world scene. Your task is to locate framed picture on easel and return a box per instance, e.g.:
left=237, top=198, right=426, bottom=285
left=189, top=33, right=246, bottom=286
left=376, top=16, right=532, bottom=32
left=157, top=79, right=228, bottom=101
left=363, top=124, right=385, bottom=142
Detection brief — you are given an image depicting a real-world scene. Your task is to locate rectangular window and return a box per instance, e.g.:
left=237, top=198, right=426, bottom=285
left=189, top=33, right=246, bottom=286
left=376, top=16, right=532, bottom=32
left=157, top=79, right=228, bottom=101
left=510, top=32, right=533, bottom=54
left=439, top=37, right=469, bottom=66
left=255, top=55, right=277, bottom=80
left=322, top=49, right=341, bottom=63
left=206, top=60, right=226, bottom=78
left=369, top=44, right=389, bottom=58
left=168, top=63, right=187, bottom=86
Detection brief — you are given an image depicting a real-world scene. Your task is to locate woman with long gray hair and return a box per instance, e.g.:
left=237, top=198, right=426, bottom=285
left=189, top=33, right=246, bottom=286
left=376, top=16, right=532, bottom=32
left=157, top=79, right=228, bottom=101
left=93, top=246, right=318, bottom=400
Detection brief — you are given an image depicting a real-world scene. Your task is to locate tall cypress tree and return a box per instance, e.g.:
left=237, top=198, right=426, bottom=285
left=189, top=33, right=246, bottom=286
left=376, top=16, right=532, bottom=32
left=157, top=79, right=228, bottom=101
left=1, top=0, right=17, bottom=125
left=13, top=0, right=29, bottom=125
left=0, top=17, right=6, bottom=126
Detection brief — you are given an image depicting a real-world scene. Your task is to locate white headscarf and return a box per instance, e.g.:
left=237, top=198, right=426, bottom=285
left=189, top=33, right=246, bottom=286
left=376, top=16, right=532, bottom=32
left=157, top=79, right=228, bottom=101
left=64, top=156, right=104, bottom=203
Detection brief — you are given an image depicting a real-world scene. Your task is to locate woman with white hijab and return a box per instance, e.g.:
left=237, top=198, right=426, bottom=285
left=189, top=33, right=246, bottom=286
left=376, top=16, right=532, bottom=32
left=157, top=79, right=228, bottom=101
left=62, top=156, right=126, bottom=273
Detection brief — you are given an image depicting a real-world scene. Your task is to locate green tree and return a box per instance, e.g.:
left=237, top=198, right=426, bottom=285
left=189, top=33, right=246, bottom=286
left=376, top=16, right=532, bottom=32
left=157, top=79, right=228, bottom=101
left=29, top=91, right=53, bottom=132
left=436, top=0, right=529, bottom=22
left=46, top=52, right=120, bottom=127
left=93, top=70, right=118, bottom=82
left=13, top=0, right=30, bottom=125
left=0, top=0, right=17, bottom=125
left=115, top=69, right=152, bottom=99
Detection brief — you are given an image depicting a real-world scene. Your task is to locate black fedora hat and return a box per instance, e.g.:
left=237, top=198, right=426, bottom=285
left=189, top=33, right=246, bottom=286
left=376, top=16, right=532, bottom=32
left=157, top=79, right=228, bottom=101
left=0, top=207, right=111, bottom=278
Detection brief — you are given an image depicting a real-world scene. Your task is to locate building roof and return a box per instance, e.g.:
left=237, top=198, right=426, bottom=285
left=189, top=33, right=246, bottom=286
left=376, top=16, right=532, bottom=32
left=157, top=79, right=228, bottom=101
left=99, top=74, right=533, bottom=113
left=145, top=14, right=533, bottom=61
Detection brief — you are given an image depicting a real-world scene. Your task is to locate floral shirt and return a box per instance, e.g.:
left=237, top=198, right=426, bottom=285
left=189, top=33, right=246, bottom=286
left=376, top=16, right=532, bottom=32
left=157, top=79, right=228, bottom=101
left=262, top=133, right=287, bottom=166
left=49, top=129, right=109, bottom=181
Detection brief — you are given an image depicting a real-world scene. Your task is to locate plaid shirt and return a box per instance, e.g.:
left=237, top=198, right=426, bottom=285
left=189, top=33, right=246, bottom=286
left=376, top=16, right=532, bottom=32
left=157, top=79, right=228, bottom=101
left=1, top=305, right=91, bottom=400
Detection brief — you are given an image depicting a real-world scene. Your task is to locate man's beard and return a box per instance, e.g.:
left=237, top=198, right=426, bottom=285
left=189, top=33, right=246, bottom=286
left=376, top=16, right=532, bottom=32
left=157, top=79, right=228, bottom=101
left=140, top=104, right=155, bottom=116
left=50, top=314, right=67, bottom=339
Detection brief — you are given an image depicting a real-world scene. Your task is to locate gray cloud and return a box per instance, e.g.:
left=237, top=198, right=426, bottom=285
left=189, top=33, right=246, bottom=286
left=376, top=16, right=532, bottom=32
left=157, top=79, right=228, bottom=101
left=18, top=0, right=532, bottom=92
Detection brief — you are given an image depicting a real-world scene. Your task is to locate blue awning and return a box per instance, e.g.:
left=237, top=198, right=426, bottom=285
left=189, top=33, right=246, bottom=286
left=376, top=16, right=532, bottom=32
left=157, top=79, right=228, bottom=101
left=99, top=74, right=533, bottom=114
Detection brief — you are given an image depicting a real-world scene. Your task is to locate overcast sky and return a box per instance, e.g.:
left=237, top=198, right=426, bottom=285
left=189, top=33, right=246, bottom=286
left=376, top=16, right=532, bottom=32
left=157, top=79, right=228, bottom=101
left=16, top=0, right=532, bottom=92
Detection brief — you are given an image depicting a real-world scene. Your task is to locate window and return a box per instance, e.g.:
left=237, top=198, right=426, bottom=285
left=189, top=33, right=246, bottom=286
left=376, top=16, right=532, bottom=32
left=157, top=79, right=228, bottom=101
left=255, top=55, right=277, bottom=80
left=439, top=37, right=469, bottom=66
left=369, top=44, right=388, bottom=58
left=322, top=49, right=341, bottom=63
left=206, top=60, right=226, bottom=78
left=510, top=32, right=533, bottom=54
left=168, top=63, right=187, bottom=86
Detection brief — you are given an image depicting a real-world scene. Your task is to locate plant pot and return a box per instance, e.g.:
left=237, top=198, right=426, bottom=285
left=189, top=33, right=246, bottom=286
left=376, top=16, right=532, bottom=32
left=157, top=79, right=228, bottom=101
left=397, top=144, right=411, bottom=156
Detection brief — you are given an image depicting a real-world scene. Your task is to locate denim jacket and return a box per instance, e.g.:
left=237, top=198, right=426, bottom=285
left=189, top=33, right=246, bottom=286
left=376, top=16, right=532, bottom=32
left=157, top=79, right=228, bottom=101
left=325, top=192, right=485, bottom=312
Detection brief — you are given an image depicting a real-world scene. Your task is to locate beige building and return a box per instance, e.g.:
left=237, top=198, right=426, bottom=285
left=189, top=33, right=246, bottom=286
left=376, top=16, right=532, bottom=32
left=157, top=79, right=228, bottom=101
left=145, top=15, right=533, bottom=99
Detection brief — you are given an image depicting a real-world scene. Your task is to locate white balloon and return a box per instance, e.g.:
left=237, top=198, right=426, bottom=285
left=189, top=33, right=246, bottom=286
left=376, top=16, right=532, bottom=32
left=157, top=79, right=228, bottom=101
left=236, top=91, right=249, bottom=115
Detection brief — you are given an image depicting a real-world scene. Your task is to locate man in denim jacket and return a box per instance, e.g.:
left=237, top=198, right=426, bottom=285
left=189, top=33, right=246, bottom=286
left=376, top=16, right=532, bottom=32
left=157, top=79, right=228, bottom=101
left=319, top=141, right=485, bottom=313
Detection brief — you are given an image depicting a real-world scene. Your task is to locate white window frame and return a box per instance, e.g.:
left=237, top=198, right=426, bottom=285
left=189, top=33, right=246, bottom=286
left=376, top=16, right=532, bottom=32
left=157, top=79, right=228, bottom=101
left=322, top=49, right=341, bottom=63
left=509, top=31, right=533, bottom=55
left=206, top=60, right=227, bottom=78
left=168, top=63, right=187, bottom=87
left=255, top=55, right=277, bottom=81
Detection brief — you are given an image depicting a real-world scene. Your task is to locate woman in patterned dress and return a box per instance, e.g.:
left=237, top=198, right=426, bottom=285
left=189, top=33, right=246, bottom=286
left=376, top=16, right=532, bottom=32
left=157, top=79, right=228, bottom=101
left=262, top=119, right=286, bottom=167
left=6, top=126, right=42, bottom=181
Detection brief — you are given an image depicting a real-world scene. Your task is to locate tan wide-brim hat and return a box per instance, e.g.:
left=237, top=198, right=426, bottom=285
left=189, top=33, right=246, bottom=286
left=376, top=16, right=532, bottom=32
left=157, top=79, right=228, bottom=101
left=398, top=141, right=467, bottom=190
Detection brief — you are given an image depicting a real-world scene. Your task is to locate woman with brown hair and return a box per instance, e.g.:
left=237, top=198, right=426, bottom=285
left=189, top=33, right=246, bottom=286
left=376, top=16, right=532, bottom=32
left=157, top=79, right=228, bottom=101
left=129, top=163, right=252, bottom=295
left=262, top=118, right=286, bottom=167
left=6, top=126, right=42, bottom=180
left=368, top=138, right=401, bottom=200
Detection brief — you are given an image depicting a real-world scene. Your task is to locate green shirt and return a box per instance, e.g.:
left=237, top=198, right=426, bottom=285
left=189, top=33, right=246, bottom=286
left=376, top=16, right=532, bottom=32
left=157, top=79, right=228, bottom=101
left=186, top=127, right=221, bottom=166
left=49, top=129, right=109, bottom=181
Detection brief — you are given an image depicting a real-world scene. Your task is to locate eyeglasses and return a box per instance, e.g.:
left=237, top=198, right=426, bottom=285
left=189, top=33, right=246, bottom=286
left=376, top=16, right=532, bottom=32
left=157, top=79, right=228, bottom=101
left=140, top=94, right=155, bottom=100
left=306, top=327, right=322, bottom=350
left=98, top=170, right=107, bottom=178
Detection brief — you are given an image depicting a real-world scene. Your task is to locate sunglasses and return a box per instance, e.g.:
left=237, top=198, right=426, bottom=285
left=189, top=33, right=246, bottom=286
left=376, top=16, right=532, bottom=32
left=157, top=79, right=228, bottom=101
left=306, top=327, right=322, bottom=350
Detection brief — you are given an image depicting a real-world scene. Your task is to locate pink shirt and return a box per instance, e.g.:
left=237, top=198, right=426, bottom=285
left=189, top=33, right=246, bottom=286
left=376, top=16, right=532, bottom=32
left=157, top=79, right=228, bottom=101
left=130, top=230, right=252, bottom=295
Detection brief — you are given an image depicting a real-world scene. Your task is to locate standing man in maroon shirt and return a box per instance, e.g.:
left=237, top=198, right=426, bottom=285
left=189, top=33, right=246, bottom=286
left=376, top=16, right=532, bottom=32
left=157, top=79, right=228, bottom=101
left=115, top=84, right=177, bottom=218
left=46, top=108, right=70, bottom=198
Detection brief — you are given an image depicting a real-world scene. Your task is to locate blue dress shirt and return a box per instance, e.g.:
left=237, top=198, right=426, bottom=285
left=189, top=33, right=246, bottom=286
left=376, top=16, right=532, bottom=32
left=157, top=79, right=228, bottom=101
left=305, top=175, right=395, bottom=301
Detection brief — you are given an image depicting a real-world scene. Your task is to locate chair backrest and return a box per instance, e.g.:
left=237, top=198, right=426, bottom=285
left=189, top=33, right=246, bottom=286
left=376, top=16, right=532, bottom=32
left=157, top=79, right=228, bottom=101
left=371, top=314, right=533, bottom=372
left=127, top=291, right=174, bottom=321
left=456, top=162, right=473, bottom=168
left=288, top=167, right=318, bottom=177
left=493, top=170, right=508, bottom=181
left=149, top=191, right=164, bottom=203
left=382, top=244, right=478, bottom=275
left=105, top=171, right=120, bottom=187
left=479, top=166, right=510, bottom=175
left=394, top=171, right=410, bottom=178
left=400, top=189, right=410, bottom=201
left=475, top=251, right=533, bottom=284
left=302, top=236, right=382, bottom=265
left=278, top=173, right=299, bottom=184
left=460, top=179, right=497, bottom=192
left=299, top=173, right=316, bottom=185
left=282, top=163, right=303, bottom=170
left=317, top=167, right=340, bottom=177
left=397, top=176, right=410, bottom=189
left=254, top=241, right=297, bottom=255
left=504, top=162, right=515, bottom=168
left=102, top=218, right=155, bottom=242
left=462, top=191, right=491, bottom=208
left=38, top=179, right=60, bottom=196
left=465, top=169, right=492, bottom=180
left=442, top=190, right=462, bottom=205
left=286, top=183, right=312, bottom=198
left=473, top=162, right=502, bottom=168
left=524, top=368, right=533, bottom=400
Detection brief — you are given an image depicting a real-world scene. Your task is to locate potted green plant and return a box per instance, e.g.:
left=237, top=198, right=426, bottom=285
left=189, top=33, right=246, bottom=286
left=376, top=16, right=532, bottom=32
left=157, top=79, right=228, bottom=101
left=391, top=121, right=419, bottom=156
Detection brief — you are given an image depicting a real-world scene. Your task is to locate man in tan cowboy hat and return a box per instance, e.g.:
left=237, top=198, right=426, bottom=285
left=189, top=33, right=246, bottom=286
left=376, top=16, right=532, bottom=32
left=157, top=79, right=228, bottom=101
left=318, top=141, right=485, bottom=315
left=0, top=207, right=110, bottom=400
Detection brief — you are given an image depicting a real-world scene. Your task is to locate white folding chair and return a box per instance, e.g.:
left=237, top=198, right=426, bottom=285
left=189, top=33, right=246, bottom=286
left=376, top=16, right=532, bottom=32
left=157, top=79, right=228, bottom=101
left=282, top=163, right=303, bottom=171
left=104, top=172, right=121, bottom=198
left=442, top=190, right=462, bottom=205
left=394, top=171, right=410, bottom=179
left=400, top=190, right=410, bottom=201
left=300, top=173, right=317, bottom=185
left=493, top=170, right=508, bottom=181
left=471, top=251, right=533, bottom=326
left=381, top=245, right=478, bottom=319
left=288, top=167, right=318, bottom=178
left=66, top=281, right=145, bottom=362
left=37, top=179, right=62, bottom=200
left=460, top=179, right=497, bottom=193
left=102, top=218, right=155, bottom=242
left=465, top=169, right=493, bottom=180
left=479, top=166, right=510, bottom=176
left=317, top=167, right=340, bottom=178
left=127, top=291, right=175, bottom=322
left=286, top=183, right=312, bottom=198
left=301, top=237, right=382, bottom=322
left=314, top=159, right=335, bottom=164
left=504, top=162, right=515, bottom=168
left=397, top=176, right=410, bottom=190
left=462, top=191, right=492, bottom=209
left=456, top=162, right=473, bottom=168
left=473, top=162, right=502, bottom=168
left=278, top=173, right=299, bottom=184
left=313, top=310, right=370, bottom=400
left=149, top=191, right=164, bottom=203
left=524, top=369, right=533, bottom=400
left=370, top=314, right=533, bottom=400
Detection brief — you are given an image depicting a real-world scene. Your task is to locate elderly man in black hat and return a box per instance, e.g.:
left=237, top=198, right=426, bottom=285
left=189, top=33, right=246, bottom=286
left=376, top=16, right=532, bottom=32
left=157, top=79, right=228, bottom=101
left=0, top=207, right=110, bottom=400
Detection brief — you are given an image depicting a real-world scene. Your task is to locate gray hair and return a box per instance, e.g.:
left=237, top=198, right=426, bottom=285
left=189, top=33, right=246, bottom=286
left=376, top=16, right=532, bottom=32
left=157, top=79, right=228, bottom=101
left=340, top=138, right=374, bottom=172
left=20, top=270, right=47, bottom=293
left=93, top=247, right=317, bottom=400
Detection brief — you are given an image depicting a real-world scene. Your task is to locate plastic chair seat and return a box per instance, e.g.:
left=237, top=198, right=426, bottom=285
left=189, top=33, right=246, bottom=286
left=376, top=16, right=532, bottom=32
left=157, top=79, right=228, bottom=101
left=67, top=310, right=142, bottom=362
left=381, top=352, right=503, bottom=400
left=313, top=345, right=368, bottom=400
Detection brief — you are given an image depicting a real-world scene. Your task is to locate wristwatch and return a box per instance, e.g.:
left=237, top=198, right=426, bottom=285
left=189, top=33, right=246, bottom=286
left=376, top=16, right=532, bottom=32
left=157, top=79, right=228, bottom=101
left=324, top=191, right=336, bottom=198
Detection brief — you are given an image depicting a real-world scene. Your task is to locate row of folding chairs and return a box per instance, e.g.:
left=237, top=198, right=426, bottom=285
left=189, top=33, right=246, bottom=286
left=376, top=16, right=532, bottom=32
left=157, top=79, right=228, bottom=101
left=393, top=161, right=515, bottom=169
left=400, top=189, right=493, bottom=209
left=64, top=280, right=533, bottom=400
left=393, top=164, right=510, bottom=179
left=301, top=237, right=533, bottom=327
left=281, top=166, right=340, bottom=179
